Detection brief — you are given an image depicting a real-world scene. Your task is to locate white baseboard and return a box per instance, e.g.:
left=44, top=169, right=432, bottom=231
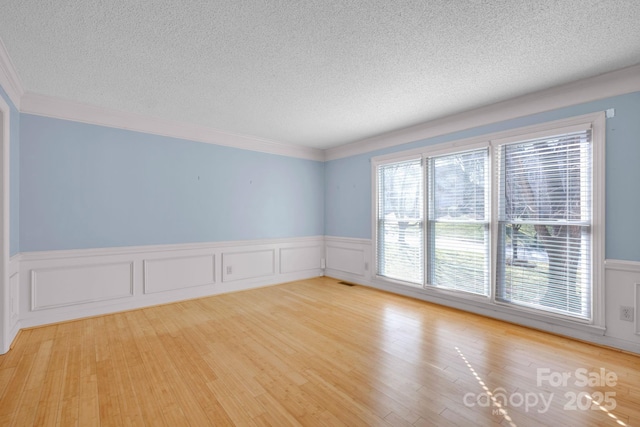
left=4, top=254, right=21, bottom=352
left=8, top=236, right=640, bottom=356
left=17, top=236, right=324, bottom=329
left=324, top=237, right=640, bottom=355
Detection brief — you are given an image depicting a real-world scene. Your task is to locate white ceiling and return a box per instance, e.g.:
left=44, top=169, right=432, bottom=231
left=0, top=1, right=639, bottom=150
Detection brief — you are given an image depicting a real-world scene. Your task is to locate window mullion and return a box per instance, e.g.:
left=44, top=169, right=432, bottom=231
left=489, top=143, right=499, bottom=303
left=423, top=155, right=430, bottom=288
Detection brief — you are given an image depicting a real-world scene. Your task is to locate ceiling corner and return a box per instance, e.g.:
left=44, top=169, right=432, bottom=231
left=0, top=37, right=24, bottom=110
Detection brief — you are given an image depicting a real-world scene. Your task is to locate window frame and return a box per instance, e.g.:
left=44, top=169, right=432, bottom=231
left=373, top=152, right=426, bottom=289
left=375, top=155, right=425, bottom=286
left=371, top=112, right=605, bottom=329
left=425, top=146, right=491, bottom=296
left=492, top=123, right=595, bottom=320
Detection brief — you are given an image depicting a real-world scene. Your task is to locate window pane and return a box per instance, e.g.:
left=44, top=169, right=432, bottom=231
left=499, top=131, right=591, bottom=223
left=428, top=149, right=489, bottom=295
left=497, top=130, right=591, bottom=319
left=430, top=222, right=489, bottom=295
left=431, top=150, right=487, bottom=221
left=377, top=159, right=424, bottom=284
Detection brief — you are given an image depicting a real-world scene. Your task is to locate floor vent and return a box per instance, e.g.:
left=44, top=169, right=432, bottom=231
left=338, top=281, right=356, bottom=287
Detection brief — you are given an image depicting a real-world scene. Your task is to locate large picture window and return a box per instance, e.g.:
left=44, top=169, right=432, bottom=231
left=427, top=149, right=489, bottom=296
left=373, top=113, right=603, bottom=324
left=376, top=158, right=424, bottom=284
left=496, top=129, right=592, bottom=319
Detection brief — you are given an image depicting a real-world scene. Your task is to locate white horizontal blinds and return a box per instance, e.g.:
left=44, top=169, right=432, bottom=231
left=427, top=149, right=490, bottom=295
left=496, top=129, right=592, bottom=319
left=377, top=158, right=424, bottom=284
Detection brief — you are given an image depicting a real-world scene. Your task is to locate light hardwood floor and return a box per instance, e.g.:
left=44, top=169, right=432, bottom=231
left=0, top=277, right=638, bottom=426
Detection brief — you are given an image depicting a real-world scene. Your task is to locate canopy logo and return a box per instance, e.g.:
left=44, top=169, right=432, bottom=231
left=463, top=387, right=553, bottom=413
left=462, top=367, right=618, bottom=413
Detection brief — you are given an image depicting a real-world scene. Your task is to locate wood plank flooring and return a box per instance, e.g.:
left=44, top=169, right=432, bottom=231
left=0, top=277, right=638, bottom=426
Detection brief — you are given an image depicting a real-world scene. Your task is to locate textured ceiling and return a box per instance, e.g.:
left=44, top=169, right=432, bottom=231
left=1, top=1, right=639, bottom=149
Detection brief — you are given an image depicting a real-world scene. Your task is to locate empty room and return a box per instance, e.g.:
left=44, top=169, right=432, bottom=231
left=0, top=1, right=639, bottom=426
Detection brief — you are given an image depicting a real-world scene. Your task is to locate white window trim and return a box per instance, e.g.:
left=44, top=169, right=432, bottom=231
left=0, top=95, right=10, bottom=353
left=371, top=111, right=605, bottom=330
left=372, top=154, right=424, bottom=286
left=424, top=145, right=491, bottom=297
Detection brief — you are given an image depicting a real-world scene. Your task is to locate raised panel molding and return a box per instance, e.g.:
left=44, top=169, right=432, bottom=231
left=222, top=249, right=275, bottom=282
left=16, top=236, right=323, bottom=330
left=280, top=245, right=322, bottom=274
left=323, top=238, right=372, bottom=285
left=31, top=262, right=134, bottom=311
left=326, top=246, right=364, bottom=276
left=143, top=255, right=215, bottom=294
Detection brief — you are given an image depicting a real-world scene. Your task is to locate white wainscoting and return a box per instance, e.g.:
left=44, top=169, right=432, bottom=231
left=16, top=236, right=324, bottom=330
left=32, top=262, right=134, bottom=310
left=6, top=255, right=20, bottom=351
left=604, top=260, right=640, bottom=344
left=144, top=255, right=215, bottom=294
left=323, top=237, right=640, bottom=354
left=222, top=249, right=275, bottom=282
left=280, top=245, right=323, bottom=274
left=324, top=236, right=372, bottom=283
left=9, top=236, right=640, bottom=355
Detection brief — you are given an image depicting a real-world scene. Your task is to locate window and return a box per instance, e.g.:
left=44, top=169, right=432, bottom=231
left=427, top=149, right=489, bottom=295
left=373, top=113, right=603, bottom=324
left=496, top=128, right=592, bottom=319
left=376, top=158, right=424, bottom=284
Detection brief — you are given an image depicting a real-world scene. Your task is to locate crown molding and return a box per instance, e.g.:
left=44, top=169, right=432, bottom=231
left=0, top=38, right=24, bottom=109
left=4, top=23, right=639, bottom=164
left=0, top=34, right=320, bottom=160
left=325, top=63, right=640, bottom=161
left=20, top=93, right=325, bottom=161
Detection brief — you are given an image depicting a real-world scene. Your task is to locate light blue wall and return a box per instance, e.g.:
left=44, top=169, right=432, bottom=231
left=324, top=153, right=371, bottom=240
left=0, top=85, right=19, bottom=256
left=325, top=92, right=640, bottom=262
left=12, top=91, right=640, bottom=261
left=20, top=115, right=324, bottom=251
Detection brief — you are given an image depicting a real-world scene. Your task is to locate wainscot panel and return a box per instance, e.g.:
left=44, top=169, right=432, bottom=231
left=31, top=262, right=134, bottom=310
left=144, top=255, right=215, bottom=294
left=280, top=245, right=323, bottom=274
left=324, top=237, right=371, bottom=280
left=604, top=260, right=640, bottom=346
left=16, top=236, right=324, bottom=329
left=222, top=249, right=275, bottom=282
